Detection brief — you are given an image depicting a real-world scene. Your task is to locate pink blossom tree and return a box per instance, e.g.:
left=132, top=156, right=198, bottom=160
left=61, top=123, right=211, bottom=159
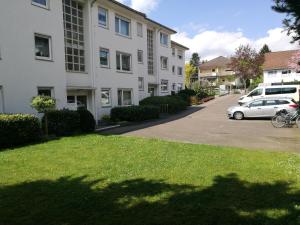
left=288, top=50, right=300, bottom=71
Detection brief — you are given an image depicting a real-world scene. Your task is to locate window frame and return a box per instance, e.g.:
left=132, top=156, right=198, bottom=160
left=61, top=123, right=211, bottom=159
left=37, top=87, right=54, bottom=97
left=172, top=65, right=176, bottom=74
left=138, top=77, right=144, bottom=91
left=98, top=7, right=109, bottom=28
left=118, top=89, right=133, bottom=106
left=99, top=48, right=110, bottom=68
left=137, top=22, right=143, bottom=37
left=32, top=0, right=49, bottom=9
left=34, top=33, right=52, bottom=61
left=160, top=56, right=168, bottom=70
left=116, top=51, right=132, bottom=72
left=101, top=88, right=112, bottom=107
left=177, top=66, right=183, bottom=76
left=172, top=48, right=175, bottom=56
left=160, top=80, right=169, bottom=93
left=177, top=50, right=183, bottom=60
left=115, top=15, right=131, bottom=38
left=137, top=50, right=143, bottom=64
left=160, top=32, right=168, bottom=46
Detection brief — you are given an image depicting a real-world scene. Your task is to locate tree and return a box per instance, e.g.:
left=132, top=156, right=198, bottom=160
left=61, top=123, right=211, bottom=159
left=230, top=45, right=264, bottom=92
left=272, top=0, right=300, bottom=43
left=185, top=63, right=197, bottom=87
left=288, top=50, right=300, bottom=71
left=189, top=53, right=200, bottom=73
left=259, top=44, right=271, bottom=55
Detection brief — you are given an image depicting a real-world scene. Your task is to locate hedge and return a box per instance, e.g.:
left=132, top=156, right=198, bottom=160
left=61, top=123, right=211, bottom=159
left=77, top=109, right=96, bottom=132
left=111, top=105, right=160, bottom=122
left=0, top=114, right=41, bottom=149
left=139, top=96, right=187, bottom=114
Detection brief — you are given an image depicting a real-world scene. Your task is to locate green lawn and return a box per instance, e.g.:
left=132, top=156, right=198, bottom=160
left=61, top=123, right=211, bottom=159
left=0, top=134, right=300, bottom=225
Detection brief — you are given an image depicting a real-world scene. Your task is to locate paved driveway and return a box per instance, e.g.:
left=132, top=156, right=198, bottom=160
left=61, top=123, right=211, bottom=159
left=103, top=95, right=300, bottom=152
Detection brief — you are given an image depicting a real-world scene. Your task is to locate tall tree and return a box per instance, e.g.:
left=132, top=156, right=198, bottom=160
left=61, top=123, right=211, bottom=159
left=272, top=0, right=300, bottom=43
left=185, top=63, right=197, bottom=87
left=259, top=44, right=272, bottom=55
left=190, top=53, right=200, bottom=69
left=230, top=45, right=264, bottom=92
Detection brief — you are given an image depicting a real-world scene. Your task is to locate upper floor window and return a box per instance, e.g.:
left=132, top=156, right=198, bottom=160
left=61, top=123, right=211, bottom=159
left=115, top=16, right=130, bottom=37
left=161, top=80, right=169, bottom=92
left=160, top=56, right=168, bottom=70
left=98, top=7, right=108, bottom=28
left=160, top=32, right=168, bottom=46
left=137, top=50, right=143, bottom=64
left=137, top=22, right=143, bottom=37
left=282, top=70, right=291, bottom=74
left=37, top=87, right=53, bottom=97
left=172, top=48, right=175, bottom=56
left=172, top=66, right=175, bottom=74
left=100, top=48, right=109, bottom=67
left=118, top=89, right=133, bottom=106
left=116, top=52, right=131, bottom=72
left=178, top=50, right=183, bottom=59
left=32, top=0, right=49, bottom=9
left=34, top=34, right=52, bottom=60
left=178, top=67, right=183, bottom=76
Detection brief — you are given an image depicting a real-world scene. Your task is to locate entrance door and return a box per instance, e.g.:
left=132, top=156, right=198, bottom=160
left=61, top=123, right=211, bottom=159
left=148, top=87, right=155, bottom=97
left=67, top=95, right=87, bottom=110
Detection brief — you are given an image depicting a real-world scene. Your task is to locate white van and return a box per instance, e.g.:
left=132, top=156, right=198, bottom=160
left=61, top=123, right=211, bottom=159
left=238, top=85, right=300, bottom=104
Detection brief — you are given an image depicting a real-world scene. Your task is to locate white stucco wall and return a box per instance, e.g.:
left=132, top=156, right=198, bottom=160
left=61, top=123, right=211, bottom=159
left=263, top=69, right=300, bottom=84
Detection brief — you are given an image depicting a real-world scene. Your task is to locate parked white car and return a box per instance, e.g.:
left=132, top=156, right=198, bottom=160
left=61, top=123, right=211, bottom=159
left=228, top=97, right=299, bottom=120
left=238, top=85, right=300, bottom=105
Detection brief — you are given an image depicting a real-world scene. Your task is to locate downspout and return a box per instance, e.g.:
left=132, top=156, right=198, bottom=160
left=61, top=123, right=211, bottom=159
left=156, top=28, right=162, bottom=93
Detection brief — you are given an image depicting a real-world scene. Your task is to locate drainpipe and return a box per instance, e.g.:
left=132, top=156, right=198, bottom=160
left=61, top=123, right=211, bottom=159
left=156, top=28, right=162, bottom=95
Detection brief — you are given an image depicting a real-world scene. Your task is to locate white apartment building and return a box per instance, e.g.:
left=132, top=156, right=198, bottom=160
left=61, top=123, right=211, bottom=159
left=0, top=0, right=188, bottom=120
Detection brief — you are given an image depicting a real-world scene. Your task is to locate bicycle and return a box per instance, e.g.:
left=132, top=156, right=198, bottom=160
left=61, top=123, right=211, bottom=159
left=271, top=108, right=300, bottom=128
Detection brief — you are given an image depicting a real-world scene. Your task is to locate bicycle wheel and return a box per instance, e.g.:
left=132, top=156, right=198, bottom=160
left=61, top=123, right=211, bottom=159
left=296, top=116, right=300, bottom=128
left=271, top=115, right=286, bottom=128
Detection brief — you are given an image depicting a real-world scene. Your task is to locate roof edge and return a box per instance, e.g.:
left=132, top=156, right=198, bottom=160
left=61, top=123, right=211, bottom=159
left=171, top=41, right=189, bottom=50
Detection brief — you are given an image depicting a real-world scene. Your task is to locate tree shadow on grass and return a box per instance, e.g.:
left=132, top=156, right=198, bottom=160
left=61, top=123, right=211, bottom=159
left=0, top=174, right=299, bottom=225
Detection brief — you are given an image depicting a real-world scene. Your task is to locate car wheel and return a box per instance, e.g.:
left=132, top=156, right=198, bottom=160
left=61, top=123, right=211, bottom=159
left=233, top=111, right=244, bottom=120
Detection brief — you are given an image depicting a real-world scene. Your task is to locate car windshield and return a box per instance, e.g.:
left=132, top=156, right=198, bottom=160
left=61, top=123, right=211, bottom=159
left=248, top=89, right=263, bottom=97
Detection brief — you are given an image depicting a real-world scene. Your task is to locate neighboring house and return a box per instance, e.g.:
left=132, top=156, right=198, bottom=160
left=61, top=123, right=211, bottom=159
left=263, top=50, right=300, bottom=84
left=198, top=56, right=239, bottom=89
left=0, top=0, right=188, bottom=121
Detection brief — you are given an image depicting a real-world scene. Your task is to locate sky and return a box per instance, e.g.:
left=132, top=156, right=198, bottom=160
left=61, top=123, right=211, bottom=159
left=116, top=0, right=299, bottom=61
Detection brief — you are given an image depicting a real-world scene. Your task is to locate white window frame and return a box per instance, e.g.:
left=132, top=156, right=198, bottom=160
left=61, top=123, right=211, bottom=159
left=116, top=51, right=132, bottom=72
left=115, top=15, right=131, bottom=38
left=101, top=88, right=112, bottom=107
left=177, top=83, right=183, bottom=91
left=138, top=77, right=144, bottom=91
left=98, top=7, right=108, bottom=28
left=118, top=89, right=133, bottom=106
left=177, top=67, right=183, bottom=76
left=172, top=83, right=176, bottom=91
left=37, top=87, right=54, bottom=97
left=161, top=80, right=169, bottom=93
left=178, top=50, right=183, bottom=60
left=160, top=32, right=168, bottom=46
left=100, top=48, right=110, bottom=68
left=137, top=50, right=143, bottom=64
left=160, top=56, right=168, bottom=70
left=34, top=33, right=52, bottom=61
left=282, top=70, right=291, bottom=74
left=32, top=0, right=49, bottom=9
left=172, top=48, right=175, bottom=56
left=137, top=22, right=143, bottom=37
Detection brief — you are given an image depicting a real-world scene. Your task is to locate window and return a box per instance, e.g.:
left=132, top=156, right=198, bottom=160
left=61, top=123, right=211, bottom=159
left=172, top=83, right=176, bottom=91
left=34, top=34, right=51, bottom=60
left=137, top=22, right=143, bottom=37
left=138, top=77, right=144, bottom=91
left=32, top=0, right=48, bottom=8
left=277, top=100, right=290, bottom=105
left=116, top=52, right=131, bottom=72
left=265, top=88, right=281, bottom=95
left=160, top=56, right=168, bottom=70
left=67, top=96, right=75, bottom=103
left=137, top=50, right=143, bottom=64
left=147, top=29, right=154, bottom=75
left=177, top=83, right=183, bottom=91
left=282, top=87, right=297, bottom=94
left=282, top=70, right=291, bottom=74
left=115, top=16, right=130, bottom=37
left=67, top=95, right=87, bottom=109
left=250, top=100, right=263, bottom=107
left=172, top=48, right=175, bottom=56
left=63, top=0, right=85, bottom=72
left=212, top=69, right=216, bottom=72
left=161, top=80, right=168, bottom=92
left=160, top=32, right=168, bottom=46
left=118, top=89, right=132, bottom=106
left=101, top=89, right=111, bottom=107
left=264, top=100, right=277, bottom=106
left=248, top=88, right=263, bottom=97
left=172, top=65, right=175, bottom=74
left=268, top=70, right=277, bottom=75
left=178, top=50, right=183, bottom=59
left=37, top=87, right=53, bottom=97
left=100, top=48, right=109, bottom=67
left=177, top=67, right=183, bottom=76
left=98, top=7, right=108, bottom=28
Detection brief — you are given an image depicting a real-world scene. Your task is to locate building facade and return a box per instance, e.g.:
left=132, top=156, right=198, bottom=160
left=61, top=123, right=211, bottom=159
left=263, top=50, right=300, bottom=84
left=0, top=0, right=188, bottom=120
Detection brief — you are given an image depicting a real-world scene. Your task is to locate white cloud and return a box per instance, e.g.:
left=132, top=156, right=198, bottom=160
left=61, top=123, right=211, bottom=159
left=130, top=0, right=160, bottom=14
left=172, top=27, right=299, bottom=61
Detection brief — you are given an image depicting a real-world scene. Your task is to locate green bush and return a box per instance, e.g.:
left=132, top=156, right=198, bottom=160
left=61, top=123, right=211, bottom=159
left=43, top=109, right=80, bottom=136
left=111, top=105, right=160, bottom=122
left=0, top=114, right=41, bottom=149
left=177, top=89, right=197, bottom=105
left=77, top=109, right=95, bottom=132
left=140, top=96, right=187, bottom=114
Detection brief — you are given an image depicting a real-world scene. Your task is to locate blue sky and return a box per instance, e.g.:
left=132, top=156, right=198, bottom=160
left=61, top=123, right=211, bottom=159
left=118, top=0, right=298, bottom=60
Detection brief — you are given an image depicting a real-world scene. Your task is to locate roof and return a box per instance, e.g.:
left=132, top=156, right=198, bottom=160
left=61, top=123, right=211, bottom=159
left=263, top=50, right=298, bottom=70
left=199, top=56, right=231, bottom=70
left=109, top=0, right=176, bottom=34
left=171, top=41, right=189, bottom=50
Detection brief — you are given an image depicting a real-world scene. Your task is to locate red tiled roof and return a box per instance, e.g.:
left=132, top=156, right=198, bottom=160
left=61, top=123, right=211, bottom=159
left=199, top=56, right=231, bottom=70
left=263, top=50, right=298, bottom=70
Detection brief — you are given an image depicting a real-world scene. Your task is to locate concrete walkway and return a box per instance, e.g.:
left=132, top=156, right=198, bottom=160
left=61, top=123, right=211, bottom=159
left=101, top=95, right=300, bottom=153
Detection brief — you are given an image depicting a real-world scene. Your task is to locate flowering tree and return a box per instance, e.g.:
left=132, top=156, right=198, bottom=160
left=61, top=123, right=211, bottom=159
left=288, top=50, right=300, bottom=71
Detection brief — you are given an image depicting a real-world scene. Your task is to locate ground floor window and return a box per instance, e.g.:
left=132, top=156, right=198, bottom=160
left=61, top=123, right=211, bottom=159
left=37, top=87, right=53, bottom=97
left=160, top=80, right=168, bottom=92
left=177, top=83, right=183, bottom=91
left=101, top=89, right=111, bottom=107
left=67, top=95, right=87, bottom=110
left=116, top=52, right=131, bottom=72
left=118, top=89, right=132, bottom=106
left=172, top=83, right=176, bottom=91
left=138, top=77, right=144, bottom=91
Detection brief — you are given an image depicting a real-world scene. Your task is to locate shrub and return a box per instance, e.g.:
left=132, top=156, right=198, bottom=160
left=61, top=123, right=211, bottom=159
left=177, top=89, right=197, bottom=105
left=0, top=114, right=41, bottom=149
left=31, top=96, right=56, bottom=113
left=43, top=109, right=80, bottom=136
left=77, top=109, right=95, bottom=132
left=111, top=105, right=160, bottom=122
left=140, top=96, right=187, bottom=114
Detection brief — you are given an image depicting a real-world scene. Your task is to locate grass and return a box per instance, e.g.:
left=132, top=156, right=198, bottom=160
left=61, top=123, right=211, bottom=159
left=0, top=134, right=300, bottom=225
